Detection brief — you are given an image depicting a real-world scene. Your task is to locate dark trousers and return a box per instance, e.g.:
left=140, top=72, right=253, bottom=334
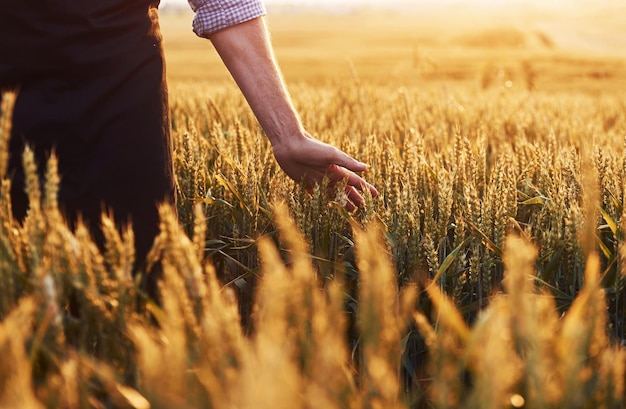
left=0, top=1, right=175, bottom=294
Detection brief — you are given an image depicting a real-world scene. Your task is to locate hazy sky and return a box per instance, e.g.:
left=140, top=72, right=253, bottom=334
left=161, top=0, right=390, bottom=4
left=160, top=0, right=622, bottom=11
left=161, top=0, right=557, bottom=7
left=161, top=0, right=622, bottom=6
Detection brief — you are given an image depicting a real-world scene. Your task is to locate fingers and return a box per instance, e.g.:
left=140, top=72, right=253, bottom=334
left=326, top=164, right=379, bottom=198
left=312, top=166, right=376, bottom=212
left=345, top=171, right=379, bottom=198
left=345, top=185, right=363, bottom=210
left=323, top=146, right=379, bottom=198
left=327, top=146, right=368, bottom=173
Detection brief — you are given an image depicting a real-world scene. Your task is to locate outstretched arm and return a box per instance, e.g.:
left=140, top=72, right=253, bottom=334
left=206, top=17, right=378, bottom=209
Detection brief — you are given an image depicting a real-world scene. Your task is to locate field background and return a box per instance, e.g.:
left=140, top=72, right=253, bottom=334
left=1, top=3, right=626, bottom=409
left=155, top=5, right=626, bottom=407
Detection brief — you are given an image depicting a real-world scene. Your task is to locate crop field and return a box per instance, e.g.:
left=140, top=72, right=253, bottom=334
left=1, top=5, right=626, bottom=409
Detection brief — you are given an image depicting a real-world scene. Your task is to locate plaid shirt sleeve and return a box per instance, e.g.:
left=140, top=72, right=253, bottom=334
left=188, top=0, right=267, bottom=38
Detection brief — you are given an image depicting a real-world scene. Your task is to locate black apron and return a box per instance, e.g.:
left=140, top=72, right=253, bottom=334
left=0, top=1, right=175, bottom=276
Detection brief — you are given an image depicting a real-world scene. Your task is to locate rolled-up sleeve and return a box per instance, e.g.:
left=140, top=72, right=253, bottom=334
left=188, top=0, right=267, bottom=38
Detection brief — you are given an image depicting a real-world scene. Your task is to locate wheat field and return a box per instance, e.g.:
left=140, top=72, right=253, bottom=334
left=1, top=6, right=625, bottom=409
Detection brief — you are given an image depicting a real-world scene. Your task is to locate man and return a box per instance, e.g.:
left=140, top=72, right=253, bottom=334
left=0, top=0, right=377, bottom=279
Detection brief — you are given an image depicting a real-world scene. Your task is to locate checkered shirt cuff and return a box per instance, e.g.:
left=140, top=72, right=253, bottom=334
left=189, top=0, right=267, bottom=38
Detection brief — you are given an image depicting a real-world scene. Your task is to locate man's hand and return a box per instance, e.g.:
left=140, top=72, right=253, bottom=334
left=272, top=133, right=378, bottom=210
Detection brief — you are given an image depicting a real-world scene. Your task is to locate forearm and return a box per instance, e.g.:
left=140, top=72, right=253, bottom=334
left=204, top=15, right=378, bottom=205
left=207, top=17, right=304, bottom=148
